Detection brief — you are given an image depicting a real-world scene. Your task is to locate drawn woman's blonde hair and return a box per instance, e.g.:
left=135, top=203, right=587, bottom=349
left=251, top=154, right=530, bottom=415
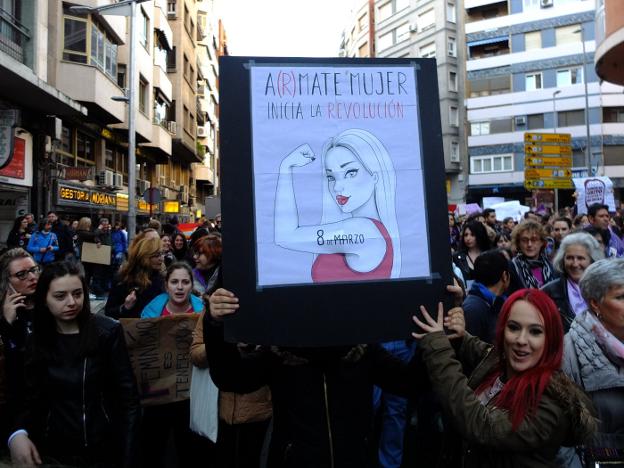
left=320, top=129, right=401, bottom=277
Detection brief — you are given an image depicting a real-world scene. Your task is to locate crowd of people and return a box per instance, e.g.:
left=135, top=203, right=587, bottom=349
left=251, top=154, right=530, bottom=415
left=0, top=202, right=622, bottom=467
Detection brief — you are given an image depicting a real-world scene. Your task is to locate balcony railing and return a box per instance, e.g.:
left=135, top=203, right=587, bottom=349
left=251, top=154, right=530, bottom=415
left=153, top=116, right=177, bottom=134
left=0, top=7, right=30, bottom=64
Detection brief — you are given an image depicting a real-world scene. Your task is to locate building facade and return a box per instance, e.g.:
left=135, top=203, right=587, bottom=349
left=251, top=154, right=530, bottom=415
left=595, top=0, right=624, bottom=86
left=465, top=0, right=624, bottom=205
left=340, top=0, right=467, bottom=205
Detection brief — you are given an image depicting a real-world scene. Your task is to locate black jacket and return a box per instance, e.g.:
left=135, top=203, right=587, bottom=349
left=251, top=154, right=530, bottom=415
left=52, top=222, right=74, bottom=260
left=14, top=314, right=140, bottom=467
left=541, top=277, right=575, bottom=333
left=6, top=230, right=28, bottom=249
left=104, top=271, right=165, bottom=319
left=452, top=251, right=474, bottom=283
left=204, top=318, right=426, bottom=468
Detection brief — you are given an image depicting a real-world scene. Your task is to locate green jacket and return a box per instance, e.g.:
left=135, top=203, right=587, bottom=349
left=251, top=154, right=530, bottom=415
left=420, top=331, right=596, bottom=468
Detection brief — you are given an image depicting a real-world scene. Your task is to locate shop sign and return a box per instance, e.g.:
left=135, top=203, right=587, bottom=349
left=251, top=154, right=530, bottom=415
left=138, top=200, right=158, bottom=213
left=117, top=193, right=129, bottom=212
left=57, top=183, right=117, bottom=208
left=60, top=166, right=94, bottom=181
left=0, top=137, right=25, bottom=179
left=0, top=110, right=19, bottom=169
left=162, top=200, right=180, bottom=213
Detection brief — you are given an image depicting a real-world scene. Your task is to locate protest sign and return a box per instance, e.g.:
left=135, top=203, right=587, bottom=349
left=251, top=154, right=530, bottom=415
left=573, top=177, right=616, bottom=214
left=81, top=242, right=111, bottom=265
left=121, top=315, right=199, bottom=406
left=219, top=57, right=452, bottom=346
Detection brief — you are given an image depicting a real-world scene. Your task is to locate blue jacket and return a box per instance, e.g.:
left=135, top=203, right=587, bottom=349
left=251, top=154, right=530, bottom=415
left=27, top=230, right=59, bottom=264
left=111, top=229, right=128, bottom=255
left=140, top=293, right=204, bottom=318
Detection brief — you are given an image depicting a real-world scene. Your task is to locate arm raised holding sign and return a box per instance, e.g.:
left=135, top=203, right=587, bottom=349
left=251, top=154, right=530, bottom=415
left=274, top=129, right=402, bottom=282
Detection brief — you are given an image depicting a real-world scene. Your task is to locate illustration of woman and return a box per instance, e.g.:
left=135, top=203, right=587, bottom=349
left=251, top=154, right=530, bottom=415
left=275, top=128, right=401, bottom=282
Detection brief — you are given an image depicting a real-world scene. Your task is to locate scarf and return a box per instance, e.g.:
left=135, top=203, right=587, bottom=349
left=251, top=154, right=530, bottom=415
left=580, top=310, right=624, bottom=368
left=512, top=253, right=555, bottom=289
left=566, top=279, right=587, bottom=316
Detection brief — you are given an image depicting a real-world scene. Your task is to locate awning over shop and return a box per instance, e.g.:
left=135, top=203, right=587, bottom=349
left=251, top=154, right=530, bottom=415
left=467, top=36, right=508, bottom=48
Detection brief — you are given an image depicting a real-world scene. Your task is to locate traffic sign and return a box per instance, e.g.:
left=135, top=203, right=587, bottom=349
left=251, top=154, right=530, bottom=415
left=524, top=156, right=572, bottom=167
left=524, top=179, right=574, bottom=189
left=525, top=144, right=572, bottom=155
left=524, top=132, right=572, bottom=144
left=525, top=168, right=572, bottom=179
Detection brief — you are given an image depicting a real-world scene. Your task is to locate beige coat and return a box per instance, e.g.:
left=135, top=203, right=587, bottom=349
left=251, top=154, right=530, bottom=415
left=191, top=312, right=272, bottom=425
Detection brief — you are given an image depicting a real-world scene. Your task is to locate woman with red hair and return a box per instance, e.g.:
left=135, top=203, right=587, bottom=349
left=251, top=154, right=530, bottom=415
left=413, top=289, right=596, bottom=467
left=192, top=234, right=222, bottom=300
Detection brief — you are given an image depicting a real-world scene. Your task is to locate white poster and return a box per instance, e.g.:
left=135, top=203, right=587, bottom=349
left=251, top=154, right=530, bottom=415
left=573, top=176, right=616, bottom=214
left=250, top=65, right=431, bottom=287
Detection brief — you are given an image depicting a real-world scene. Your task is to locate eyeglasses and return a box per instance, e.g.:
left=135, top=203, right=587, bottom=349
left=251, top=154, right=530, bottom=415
left=10, top=265, right=41, bottom=280
left=519, top=236, right=541, bottom=245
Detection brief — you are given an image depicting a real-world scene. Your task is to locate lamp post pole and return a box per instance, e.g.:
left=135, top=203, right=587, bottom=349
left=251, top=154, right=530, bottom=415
left=577, top=25, right=592, bottom=176
left=126, top=0, right=137, bottom=242
left=552, top=89, right=561, bottom=211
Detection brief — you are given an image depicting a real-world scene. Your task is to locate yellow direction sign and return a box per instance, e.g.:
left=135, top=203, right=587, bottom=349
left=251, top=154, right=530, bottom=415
left=524, top=132, right=572, bottom=144
left=525, top=156, right=572, bottom=167
left=524, top=179, right=574, bottom=189
left=525, top=144, right=572, bottom=155
left=525, top=168, right=572, bottom=179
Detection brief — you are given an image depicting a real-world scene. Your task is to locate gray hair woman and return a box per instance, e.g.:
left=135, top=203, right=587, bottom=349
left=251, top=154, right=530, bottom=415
left=562, top=258, right=624, bottom=465
left=541, top=232, right=604, bottom=332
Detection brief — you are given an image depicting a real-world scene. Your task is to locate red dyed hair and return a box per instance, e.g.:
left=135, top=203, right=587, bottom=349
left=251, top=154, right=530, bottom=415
left=475, top=288, right=563, bottom=430
left=193, top=234, right=222, bottom=265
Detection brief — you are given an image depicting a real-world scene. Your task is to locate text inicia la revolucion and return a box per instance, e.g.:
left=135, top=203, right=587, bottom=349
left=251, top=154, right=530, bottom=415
left=265, top=101, right=405, bottom=120
left=263, top=70, right=410, bottom=98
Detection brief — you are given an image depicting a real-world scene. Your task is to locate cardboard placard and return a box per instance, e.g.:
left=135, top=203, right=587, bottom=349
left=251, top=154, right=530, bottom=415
left=80, top=242, right=111, bottom=265
left=121, top=315, right=199, bottom=406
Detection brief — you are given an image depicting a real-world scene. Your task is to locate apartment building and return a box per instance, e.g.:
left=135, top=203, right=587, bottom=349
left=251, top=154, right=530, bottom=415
left=595, top=0, right=624, bottom=86
left=195, top=0, right=221, bottom=210
left=0, top=0, right=86, bottom=240
left=340, top=0, right=467, bottom=205
left=465, top=0, right=624, bottom=204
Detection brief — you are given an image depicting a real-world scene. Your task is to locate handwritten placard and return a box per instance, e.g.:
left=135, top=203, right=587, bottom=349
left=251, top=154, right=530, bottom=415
left=121, top=315, right=199, bottom=406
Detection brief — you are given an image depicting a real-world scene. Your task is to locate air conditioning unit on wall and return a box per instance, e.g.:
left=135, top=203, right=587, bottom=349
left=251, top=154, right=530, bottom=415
left=197, top=126, right=207, bottom=137
left=540, top=0, right=553, bottom=8
left=515, top=116, right=527, bottom=127
left=113, top=173, right=123, bottom=188
left=98, top=169, right=114, bottom=186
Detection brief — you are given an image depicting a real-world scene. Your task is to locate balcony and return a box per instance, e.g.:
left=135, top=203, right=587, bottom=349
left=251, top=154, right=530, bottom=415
left=153, top=63, right=172, bottom=101
left=140, top=119, right=173, bottom=163
left=466, top=1, right=508, bottom=23
left=194, top=164, right=214, bottom=184
left=0, top=6, right=30, bottom=64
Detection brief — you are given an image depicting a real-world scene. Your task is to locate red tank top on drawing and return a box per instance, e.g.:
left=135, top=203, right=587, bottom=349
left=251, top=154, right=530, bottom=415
left=311, top=218, right=393, bottom=283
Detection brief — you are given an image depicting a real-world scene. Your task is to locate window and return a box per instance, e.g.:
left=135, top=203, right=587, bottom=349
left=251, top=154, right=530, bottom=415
left=167, top=0, right=176, bottom=15
left=525, top=31, right=541, bottom=50
left=63, top=15, right=88, bottom=63
left=527, top=113, right=544, bottom=129
left=396, top=23, right=410, bottom=42
left=603, top=107, right=624, bottom=123
left=61, top=126, right=73, bottom=154
left=139, top=8, right=149, bottom=48
left=556, top=25, right=581, bottom=46
left=63, top=9, right=119, bottom=80
left=471, top=121, right=490, bottom=136
left=523, top=0, right=540, bottom=11
left=358, top=42, right=369, bottom=57
left=138, top=77, right=148, bottom=115
left=558, top=110, right=585, bottom=127
left=468, top=76, right=510, bottom=97
left=183, top=105, right=190, bottom=133
left=358, top=13, right=367, bottom=31
left=378, top=31, right=393, bottom=51
left=183, top=54, right=190, bottom=81
left=418, top=9, right=435, bottom=31
left=447, top=3, right=456, bottom=23
left=153, top=92, right=171, bottom=126
left=471, top=155, right=513, bottom=174
left=378, top=2, right=392, bottom=22
left=167, top=46, right=176, bottom=71
left=449, top=71, right=457, bottom=91
left=154, top=34, right=168, bottom=70
left=448, top=37, right=456, bottom=57
left=76, top=132, right=95, bottom=163
left=449, top=106, right=458, bottom=126
left=525, top=73, right=542, bottom=91
left=58, top=126, right=96, bottom=168
left=419, top=42, right=436, bottom=58
left=184, top=5, right=191, bottom=36
left=556, top=67, right=583, bottom=86
left=450, top=141, right=459, bottom=162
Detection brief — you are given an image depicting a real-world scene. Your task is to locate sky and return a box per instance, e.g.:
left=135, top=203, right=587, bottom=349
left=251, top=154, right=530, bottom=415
left=218, top=0, right=357, bottom=57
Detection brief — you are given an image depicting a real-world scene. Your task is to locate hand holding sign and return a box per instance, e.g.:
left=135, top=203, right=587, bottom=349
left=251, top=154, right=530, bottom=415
left=209, top=288, right=239, bottom=320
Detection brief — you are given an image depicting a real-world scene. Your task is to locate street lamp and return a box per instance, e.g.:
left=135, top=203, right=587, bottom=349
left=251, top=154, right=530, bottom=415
left=574, top=24, right=592, bottom=176
left=69, top=0, right=150, bottom=242
left=552, top=89, right=561, bottom=133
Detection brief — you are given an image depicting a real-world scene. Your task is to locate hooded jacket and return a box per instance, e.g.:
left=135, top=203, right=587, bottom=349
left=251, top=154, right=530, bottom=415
left=140, top=293, right=204, bottom=318
left=420, top=331, right=596, bottom=468
left=26, top=230, right=59, bottom=264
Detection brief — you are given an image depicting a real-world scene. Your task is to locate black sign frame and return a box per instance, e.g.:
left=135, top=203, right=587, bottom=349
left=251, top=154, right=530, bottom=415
left=220, top=56, right=453, bottom=346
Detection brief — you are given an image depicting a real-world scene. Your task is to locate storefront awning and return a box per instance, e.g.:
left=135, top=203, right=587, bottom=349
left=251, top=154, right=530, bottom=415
left=467, top=36, right=508, bottom=48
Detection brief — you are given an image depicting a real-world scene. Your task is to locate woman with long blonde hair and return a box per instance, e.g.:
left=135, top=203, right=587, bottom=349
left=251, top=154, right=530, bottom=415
left=104, top=236, right=165, bottom=319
